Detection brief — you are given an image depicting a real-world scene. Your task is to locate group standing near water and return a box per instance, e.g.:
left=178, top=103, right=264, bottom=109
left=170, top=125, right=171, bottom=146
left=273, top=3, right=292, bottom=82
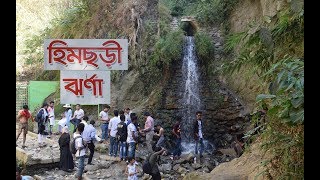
left=16, top=102, right=208, bottom=179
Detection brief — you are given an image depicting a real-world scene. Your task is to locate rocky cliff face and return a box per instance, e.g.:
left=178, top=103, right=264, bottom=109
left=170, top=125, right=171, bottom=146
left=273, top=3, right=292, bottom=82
left=154, top=39, right=249, bottom=148
left=220, top=0, right=288, bottom=112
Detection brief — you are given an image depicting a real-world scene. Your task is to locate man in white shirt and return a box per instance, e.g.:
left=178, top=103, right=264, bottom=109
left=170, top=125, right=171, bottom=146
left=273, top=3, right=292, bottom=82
left=127, top=114, right=138, bottom=159
left=74, top=123, right=86, bottom=180
left=99, top=105, right=110, bottom=142
left=47, top=101, right=55, bottom=137
left=124, top=108, right=132, bottom=125
left=108, top=110, right=121, bottom=157
left=71, top=104, right=85, bottom=133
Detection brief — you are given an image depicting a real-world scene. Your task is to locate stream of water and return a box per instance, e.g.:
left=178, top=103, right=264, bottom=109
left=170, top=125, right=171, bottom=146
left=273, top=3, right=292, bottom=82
left=180, top=36, right=215, bottom=154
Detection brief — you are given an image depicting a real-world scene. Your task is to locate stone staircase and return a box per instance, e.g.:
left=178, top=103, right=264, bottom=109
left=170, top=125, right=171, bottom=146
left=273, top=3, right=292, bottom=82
left=170, top=17, right=179, bottom=30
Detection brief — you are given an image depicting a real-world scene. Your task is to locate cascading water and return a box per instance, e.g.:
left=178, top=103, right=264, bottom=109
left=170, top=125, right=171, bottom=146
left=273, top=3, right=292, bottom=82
left=181, top=36, right=201, bottom=142
left=180, top=36, right=214, bottom=154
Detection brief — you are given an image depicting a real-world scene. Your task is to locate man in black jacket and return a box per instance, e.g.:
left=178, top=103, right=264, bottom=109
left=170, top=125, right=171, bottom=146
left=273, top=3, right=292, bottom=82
left=193, top=111, right=204, bottom=158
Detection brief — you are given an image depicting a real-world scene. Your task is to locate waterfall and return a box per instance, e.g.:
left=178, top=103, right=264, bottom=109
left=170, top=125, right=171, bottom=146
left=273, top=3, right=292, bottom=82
left=180, top=36, right=214, bottom=154
left=181, top=36, right=201, bottom=142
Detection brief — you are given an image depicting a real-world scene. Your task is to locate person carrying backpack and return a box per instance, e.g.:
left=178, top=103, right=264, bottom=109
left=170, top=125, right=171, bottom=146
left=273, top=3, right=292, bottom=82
left=73, top=123, right=86, bottom=180
left=36, top=103, right=49, bottom=147
left=117, top=114, right=128, bottom=161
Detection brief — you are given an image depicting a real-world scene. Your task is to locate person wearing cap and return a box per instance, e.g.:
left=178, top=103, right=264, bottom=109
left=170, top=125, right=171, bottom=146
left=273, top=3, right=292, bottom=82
left=63, top=104, right=73, bottom=131
left=16, top=104, right=33, bottom=148
left=140, top=111, right=154, bottom=153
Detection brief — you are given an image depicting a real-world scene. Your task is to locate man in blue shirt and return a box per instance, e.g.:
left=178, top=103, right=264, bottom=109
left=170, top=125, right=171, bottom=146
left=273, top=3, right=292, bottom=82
left=82, top=119, right=97, bottom=165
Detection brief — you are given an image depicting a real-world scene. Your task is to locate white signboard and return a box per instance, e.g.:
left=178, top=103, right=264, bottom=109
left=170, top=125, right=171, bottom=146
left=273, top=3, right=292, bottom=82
left=60, top=71, right=110, bottom=104
left=44, top=39, right=128, bottom=70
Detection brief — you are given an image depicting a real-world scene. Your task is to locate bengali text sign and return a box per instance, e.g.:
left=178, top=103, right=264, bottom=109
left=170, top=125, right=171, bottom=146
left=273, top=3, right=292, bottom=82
left=60, top=71, right=110, bottom=104
left=44, top=39, right=128, bottom=70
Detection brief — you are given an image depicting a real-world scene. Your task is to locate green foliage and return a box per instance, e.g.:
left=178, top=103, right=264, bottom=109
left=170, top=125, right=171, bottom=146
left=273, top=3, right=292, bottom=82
left=224, top=32, right=246, bottom=52
left=50, top=1, right=91, bottom=38
left=150, top=30, right=184, bottom=67
left=220, top=3, right=304, bottom=179
left=161, top=0, right=238, bottom=24
left=260, top=57, right=304, bottom=125
left=194, top=32, right=214, bottom=63
left=190, top=0, right=238, bottom=26
left=252, top=58, right=304, bottom=179
left=171, top=5, right=184, bottom=17
left=159, top=2, right=172, bottom=37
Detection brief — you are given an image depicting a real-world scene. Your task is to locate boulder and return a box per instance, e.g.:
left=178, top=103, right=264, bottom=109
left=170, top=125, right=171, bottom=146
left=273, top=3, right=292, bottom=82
left=142, top=174, right=151, bottom=180
left=191, top=163, right=202, bottom=170
left=174, top=153, right=194, bottom=165
left=85, top=164, right=100, bottom=171
left=177, top=167, right=187, bottom=174
left=216, top=148, right=237, bottom=158
left=173, top=164, right=180, bottom=171
left=99, top=155, right=108, bottom=160
left=181, top=163, right=194, bottom=171
left=159, top=163, right=172, bottom=173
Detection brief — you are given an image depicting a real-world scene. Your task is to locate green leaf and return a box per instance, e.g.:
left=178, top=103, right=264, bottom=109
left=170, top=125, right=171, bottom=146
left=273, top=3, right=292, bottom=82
left=291, top=97, right=304, bottom=108
left=256, top=94, right=276, bottom=102
left=279, top=107, right=290, bottom=118
left=285, top=82, right=295, bottom=91
left=267, top=106, right=280, bottom=116
left=277, top=70, right=286, bottom=83
left=289, top=109, right=304, bottom=124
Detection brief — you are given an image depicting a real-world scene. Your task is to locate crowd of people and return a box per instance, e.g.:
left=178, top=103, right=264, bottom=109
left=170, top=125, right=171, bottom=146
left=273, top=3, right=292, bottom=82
left=16, top=102, right=209, bottom=180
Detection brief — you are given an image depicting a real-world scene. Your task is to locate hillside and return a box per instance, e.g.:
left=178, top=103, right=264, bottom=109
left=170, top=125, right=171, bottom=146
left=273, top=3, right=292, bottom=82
left=16, top=0, right=304, bottom=179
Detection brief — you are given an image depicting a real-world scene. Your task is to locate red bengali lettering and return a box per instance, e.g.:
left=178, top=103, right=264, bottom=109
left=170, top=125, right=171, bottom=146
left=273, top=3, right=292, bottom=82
left=84, top=74, right=103, bottom=96
left=63, top=78, right=84, bottom=96
left=99, top=40, right=122, bottom=67
left=83, top=49, right=98, bottom=68
left=47, top=40, right=68, bottom=65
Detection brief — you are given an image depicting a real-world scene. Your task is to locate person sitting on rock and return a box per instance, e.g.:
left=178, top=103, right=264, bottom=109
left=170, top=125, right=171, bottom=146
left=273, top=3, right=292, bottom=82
left=70, top=104, right=84, bottom=133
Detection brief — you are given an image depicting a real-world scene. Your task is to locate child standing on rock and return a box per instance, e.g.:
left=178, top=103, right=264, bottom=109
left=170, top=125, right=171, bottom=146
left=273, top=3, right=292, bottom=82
left=125, top=157, right=139, bottom=180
